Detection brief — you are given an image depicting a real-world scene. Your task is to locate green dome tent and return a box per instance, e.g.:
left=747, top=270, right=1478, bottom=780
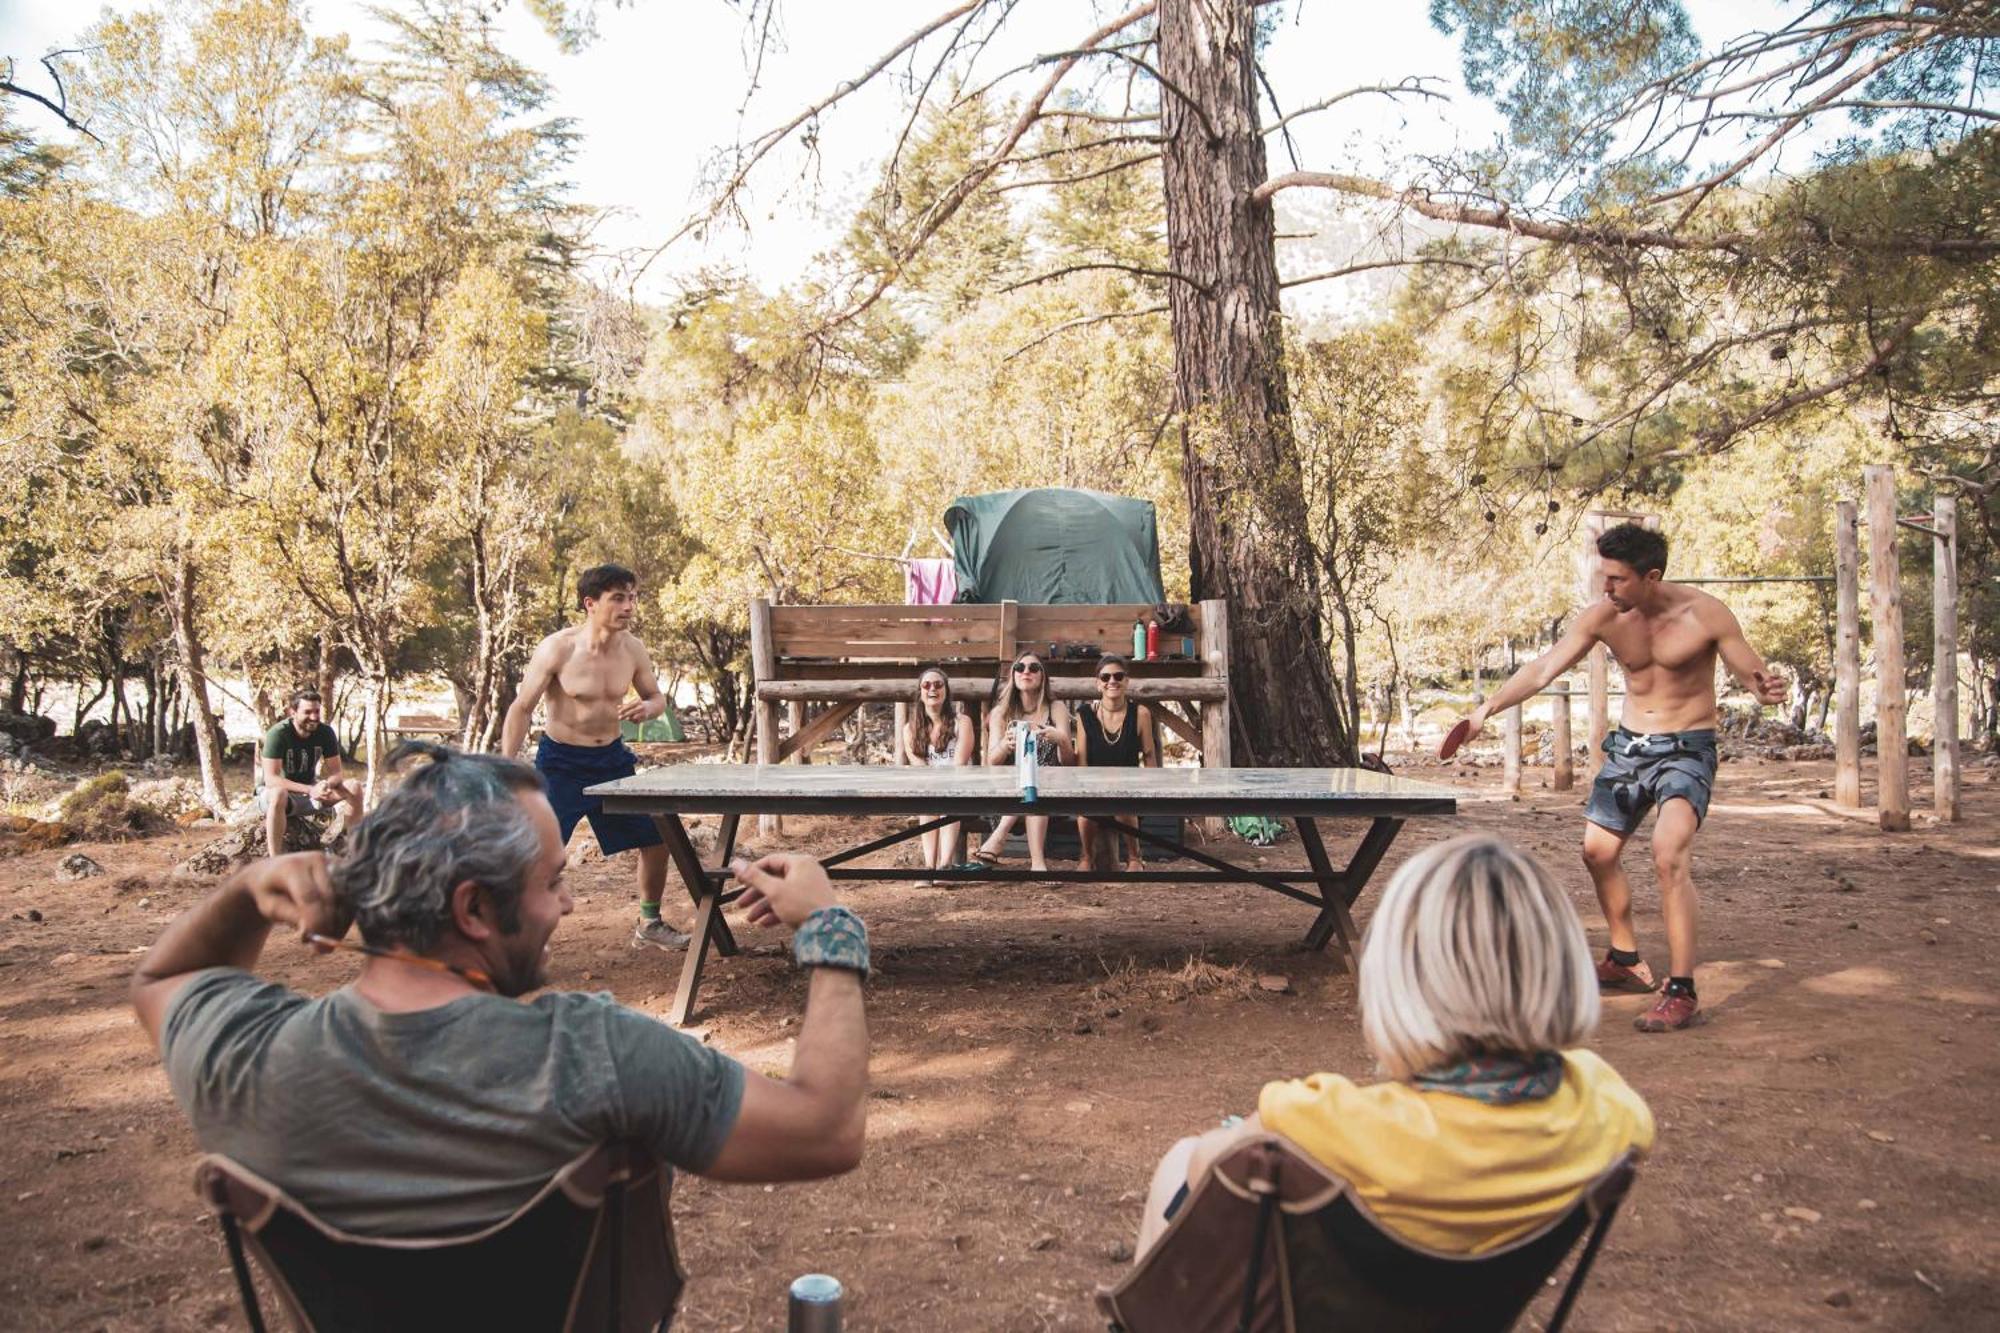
left=945, top=487, right=1165, bottom=604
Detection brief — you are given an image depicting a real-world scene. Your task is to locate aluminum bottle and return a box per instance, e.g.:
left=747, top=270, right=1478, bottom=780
left=1132, top=619, right=1146, bottom=658
left=789, top=1274, right=843, bottom=1332
left=1014, top=720, right=1038, bottom=803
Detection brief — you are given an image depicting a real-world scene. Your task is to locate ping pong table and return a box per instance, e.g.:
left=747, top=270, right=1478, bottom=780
left=588, top=765, right=1458, bottom=1025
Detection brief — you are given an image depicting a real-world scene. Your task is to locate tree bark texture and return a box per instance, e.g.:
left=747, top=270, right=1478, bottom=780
left=1157, top=0, right=1352, bottom=765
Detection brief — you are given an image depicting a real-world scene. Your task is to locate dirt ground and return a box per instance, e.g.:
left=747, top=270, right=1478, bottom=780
left=1, top=751, right=1996, bottom=1332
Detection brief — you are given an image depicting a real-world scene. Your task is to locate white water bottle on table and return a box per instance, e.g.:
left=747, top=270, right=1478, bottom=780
left=1013, top=720, right=1038, bottom=803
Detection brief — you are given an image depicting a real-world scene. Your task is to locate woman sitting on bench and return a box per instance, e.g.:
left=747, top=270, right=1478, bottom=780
left=898, top=665, right=975, bottom=882
left=1136, top=833, right=1654, bottom=1257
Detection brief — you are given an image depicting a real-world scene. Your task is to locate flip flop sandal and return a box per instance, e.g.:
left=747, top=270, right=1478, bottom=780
left=971, top=848, right=1002, bottom=866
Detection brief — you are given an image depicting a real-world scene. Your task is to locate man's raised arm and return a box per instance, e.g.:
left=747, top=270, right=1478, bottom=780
left=130, top=854, right=346, bottom=1043
left=501, top=638, right=560, bottom=758
left=1464, top=606, right=1611, bottom=736
left=617, top=640, right=667, bottom=724
left=1703, top=598, right=1788, bottom=705
left=700, top=854, right=869, bottom=1183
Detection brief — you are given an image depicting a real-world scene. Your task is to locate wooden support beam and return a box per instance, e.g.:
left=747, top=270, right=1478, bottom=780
left=1501, top=639, right=1522, bottom=798
left=999, top=599, right=1018, bottom=664
left=1551, top=679, right=1574, bottom=791
left=749, top=597, right=781, bottom=837
left=1934, top=495, right=1959, bottom=823
left=892, top=701, right=909, bottom=765
left=1153, top=700, right=1201, bottom=750
left=755, top=676, right=1227, bottom=703
left=1834, top=500, right=1862, bottom=809
left=1197, top=597, right=1231, bottom=839
left=1865, top=466, right=1910, bottom=832
left=778, top=700, right=861, bottom=762
left=786, top=700, right=808, bottom=765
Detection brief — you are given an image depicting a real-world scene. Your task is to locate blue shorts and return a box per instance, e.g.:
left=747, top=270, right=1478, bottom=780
left=535, top=735, right=663, bottom=855
left=1585, top=727, right=1719, bottom=835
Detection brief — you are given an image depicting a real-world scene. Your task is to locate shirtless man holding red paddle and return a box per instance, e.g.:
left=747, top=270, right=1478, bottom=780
left=1446, top=523, right=1786, bottom=1032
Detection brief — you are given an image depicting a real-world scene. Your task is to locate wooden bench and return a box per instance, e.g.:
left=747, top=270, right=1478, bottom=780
left=747, top=598, right=1232, bottom=834
left=386, top=713, right=460, bottom=738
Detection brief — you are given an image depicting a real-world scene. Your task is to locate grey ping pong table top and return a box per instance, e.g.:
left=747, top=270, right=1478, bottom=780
left=590, top=764, right=1459, bottom=818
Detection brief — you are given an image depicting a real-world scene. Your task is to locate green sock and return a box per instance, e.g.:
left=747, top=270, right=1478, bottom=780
left=639, top=901, right=660, bottom=922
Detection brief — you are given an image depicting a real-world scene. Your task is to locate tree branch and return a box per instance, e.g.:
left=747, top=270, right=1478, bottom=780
left=1262, top=77, right=1447, bottom=137
left=1000, top=261, right=1207, bottom=294
left=1, top=52, right=100, bottom=142
left=1003, top=304, right=1166, bottom=362
left=1251, top=171, right=2000, bottom=258
left=1278, top=255, right=1486, bottom=289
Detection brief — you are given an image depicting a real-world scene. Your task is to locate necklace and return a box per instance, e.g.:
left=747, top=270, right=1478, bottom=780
left=306, top=933, right=494, bottom=991
left=1095, top=701, right=1129, bottom=745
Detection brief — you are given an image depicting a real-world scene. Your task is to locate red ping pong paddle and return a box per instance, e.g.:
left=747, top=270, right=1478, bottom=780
left=1438, top=718, right=1473, bottom=760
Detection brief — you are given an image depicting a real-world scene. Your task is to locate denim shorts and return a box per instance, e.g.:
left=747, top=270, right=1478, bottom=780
left=1584, top=727, right=1718, bottom=835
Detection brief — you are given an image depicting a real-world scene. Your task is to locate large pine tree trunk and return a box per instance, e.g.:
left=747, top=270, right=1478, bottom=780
left=1157, top=0, right=1352, bottom=765
left=169, top=556, right=231, bottom=813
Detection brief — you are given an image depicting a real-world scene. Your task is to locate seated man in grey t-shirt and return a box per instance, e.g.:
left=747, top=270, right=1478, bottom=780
left=131, top=742, right=872, bottom=1238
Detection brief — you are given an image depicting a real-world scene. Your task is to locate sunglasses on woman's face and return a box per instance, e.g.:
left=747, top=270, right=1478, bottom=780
left=1013, top=662, right=1043, bottom=675
left=1098, top=671, right=1127, bottom=683
left=920, top=680, right=945, bottom=691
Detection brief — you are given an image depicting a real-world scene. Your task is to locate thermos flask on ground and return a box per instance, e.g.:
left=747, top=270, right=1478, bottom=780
left=789, top=1274, right=842, bottom=1332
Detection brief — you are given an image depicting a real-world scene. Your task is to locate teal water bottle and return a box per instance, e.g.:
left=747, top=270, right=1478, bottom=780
left=1132, top=619, right=1146, bottom=659
left=1014, top=721, right=1038, bottom=803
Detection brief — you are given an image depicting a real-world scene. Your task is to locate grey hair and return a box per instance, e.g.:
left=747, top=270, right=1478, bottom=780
left=1358, top=834, right=1600, bottom=1081
left=332, top=742, right=546, bottom=953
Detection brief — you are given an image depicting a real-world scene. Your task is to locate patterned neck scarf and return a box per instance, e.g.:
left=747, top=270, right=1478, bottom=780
left=1413, top=1051, right=1565, bottom=1104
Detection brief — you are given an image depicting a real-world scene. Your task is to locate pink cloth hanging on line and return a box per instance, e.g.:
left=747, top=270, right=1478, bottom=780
left=905, top=558, right=957, bottom=605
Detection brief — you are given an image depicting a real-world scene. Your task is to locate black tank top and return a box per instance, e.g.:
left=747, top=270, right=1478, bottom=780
left=1080, top=702, right=1143, bottom=767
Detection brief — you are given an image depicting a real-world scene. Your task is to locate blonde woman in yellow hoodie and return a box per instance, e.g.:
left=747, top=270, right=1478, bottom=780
left=1135, top=834, right=1654, bottom=1258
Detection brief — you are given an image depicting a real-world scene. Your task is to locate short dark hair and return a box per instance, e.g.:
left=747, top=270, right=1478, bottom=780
left=577, top=563, right=637, bottom=608
left=1096, top=654, right=1131, bottom=675
left=289, top=688, right=322, bottom=710
left=1596, top=523, right=1668, bottom=576
left=333, top=741, right=546, bottom=953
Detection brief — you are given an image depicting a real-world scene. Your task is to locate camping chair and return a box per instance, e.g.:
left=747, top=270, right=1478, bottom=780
left=194, top=1142, right=683, bottom=1333
left=1097, top=1135, right=1637, bottom=1333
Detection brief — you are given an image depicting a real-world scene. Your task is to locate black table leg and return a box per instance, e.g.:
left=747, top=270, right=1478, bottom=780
left=1294, top=818, right=1356, bottom=971
left=1295, top=817, right=1404, bottom=961
left=653, top=814, right=739, bottom=1029
left=652, top=814, right=738, bottom=958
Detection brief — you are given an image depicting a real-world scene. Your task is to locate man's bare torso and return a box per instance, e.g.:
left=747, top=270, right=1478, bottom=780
left=1592, top=583, right=1726, bottom=734
left=537, top=627, right=645, bottom=746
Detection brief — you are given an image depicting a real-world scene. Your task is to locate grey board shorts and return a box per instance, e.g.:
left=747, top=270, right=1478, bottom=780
left=1584, top=727, right=1719, bottom=835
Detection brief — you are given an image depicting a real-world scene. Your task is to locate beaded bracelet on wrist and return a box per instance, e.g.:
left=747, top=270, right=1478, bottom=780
left=792, top=905, right=869, bottom=978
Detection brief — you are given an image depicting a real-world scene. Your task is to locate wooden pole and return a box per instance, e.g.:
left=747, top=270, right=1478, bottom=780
left=1580, top=517, right=1609, bottom=778
left=1501, top=639, right=1522, bottom=798
left=1933, top=495, right=1959, bottom=822
left=787, top=701, right=808, bottom=764
left=749, top=597, right=781, bottom=837
left=1551, top=679, right=1573, bottom=791
left=892, top=701, right=909, bottom=765
left=1864, top=467, right=1910, bottom=831
left=1197, top=598, right=1230, bottom=839
left=1833, top=501, right=1862, bottom=808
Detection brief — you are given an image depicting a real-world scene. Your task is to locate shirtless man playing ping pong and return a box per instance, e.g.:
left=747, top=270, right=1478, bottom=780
left=1454, top=523, right=1786, bottom=1032
left=503, top=563, right=686, bottom=951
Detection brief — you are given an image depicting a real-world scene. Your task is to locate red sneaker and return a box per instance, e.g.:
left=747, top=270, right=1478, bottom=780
left=1635, top=989, right=1699, bottom=1032
left=1596, top=953, right=1658, bottom=994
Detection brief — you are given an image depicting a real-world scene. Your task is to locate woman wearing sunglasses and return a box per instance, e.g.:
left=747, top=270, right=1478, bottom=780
left=898, top=665, right=975, bottom=881
left=1075, top=654, right=1158, bottom=872
left=972, top=652, right=1075, bottom=873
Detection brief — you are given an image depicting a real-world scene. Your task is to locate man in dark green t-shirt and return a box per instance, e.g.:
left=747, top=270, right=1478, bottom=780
left=259, top=689, right=360, bottom=853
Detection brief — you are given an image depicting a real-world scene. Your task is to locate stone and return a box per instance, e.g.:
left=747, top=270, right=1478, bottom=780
left=1783, top=1207, right=1822, bottom=1224
left=1866, top=1130, right=1896, bottom=1144
left=56, top=853, right=104, bottom=880
left=1256, top=974, right=1293, bottom=994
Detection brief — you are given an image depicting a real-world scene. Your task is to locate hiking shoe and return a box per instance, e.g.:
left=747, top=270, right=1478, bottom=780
left=1634, top=988, right=1699, bottom=1033
left=631, top=918, right=689, bottom=951
left=1597, top=953, right=1658, bottom=993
